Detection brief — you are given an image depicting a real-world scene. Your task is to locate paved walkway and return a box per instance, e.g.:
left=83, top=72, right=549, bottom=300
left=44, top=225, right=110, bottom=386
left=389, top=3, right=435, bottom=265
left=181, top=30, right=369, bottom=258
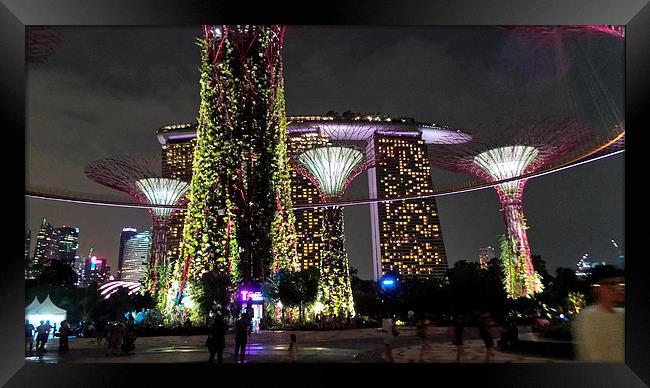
left=24, top=327, right=568, bottom=364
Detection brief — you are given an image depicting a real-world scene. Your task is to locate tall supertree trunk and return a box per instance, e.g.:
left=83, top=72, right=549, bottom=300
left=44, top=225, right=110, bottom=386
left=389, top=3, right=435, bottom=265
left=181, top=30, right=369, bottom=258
left=174, top=26, right=298, bottom=317
left=319, top=206, right=355, bottom=318
left=498, top=185, right=543, bottom=298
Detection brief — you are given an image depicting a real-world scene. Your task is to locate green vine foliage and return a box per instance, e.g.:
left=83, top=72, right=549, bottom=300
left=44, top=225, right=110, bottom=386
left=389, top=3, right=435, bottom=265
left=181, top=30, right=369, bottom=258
left=171, top=26, right=298, bottom=320
left=319, top=207, right=355, bottom=318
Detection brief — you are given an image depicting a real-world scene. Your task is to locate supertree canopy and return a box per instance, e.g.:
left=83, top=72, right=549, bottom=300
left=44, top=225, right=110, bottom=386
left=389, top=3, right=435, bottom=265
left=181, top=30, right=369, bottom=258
left=429, top=118, right=590, bottom=298
left=85, top=156, right=189, bottom=307
left=292, top=145, right=377, bottom=318
left=297, top=146, right=365, bottom=200
left=174, top=25, right=298, bottom=320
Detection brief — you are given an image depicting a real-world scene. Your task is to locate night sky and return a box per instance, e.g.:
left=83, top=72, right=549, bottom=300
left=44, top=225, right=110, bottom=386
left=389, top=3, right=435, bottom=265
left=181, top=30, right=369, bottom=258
left=25, top=26, right=624, bottom=280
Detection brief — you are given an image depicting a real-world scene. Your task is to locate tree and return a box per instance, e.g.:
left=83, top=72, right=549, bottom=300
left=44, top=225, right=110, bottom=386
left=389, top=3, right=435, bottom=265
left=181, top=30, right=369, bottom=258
left=532, top=255, right=552, bottom=287
left=191, top=271, right=233, bottom=318
left=350, top=267, right=381, bottom=319
left=38, top=260, right=77, bottom=289
left=277, top=268, right=320, bottom=323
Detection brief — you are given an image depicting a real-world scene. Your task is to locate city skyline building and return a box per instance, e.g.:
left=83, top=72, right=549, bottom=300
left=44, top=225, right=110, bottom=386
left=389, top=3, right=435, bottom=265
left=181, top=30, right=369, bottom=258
left=32, top=218, right=59, bottom=273
left=479, top=246, right=496, bottom=269
left=368, top=133, right=449, bottom=280
left=25, top=230, right=33, bottom=279
left=84, top=253, right=111, bottom=285
left=575, top=253, right=606, bottom=278
left=56, top=226, right=80, bottom=266
left=117, top=227, right=139, bottom=279
left=121, top=231, right=152, bottom=283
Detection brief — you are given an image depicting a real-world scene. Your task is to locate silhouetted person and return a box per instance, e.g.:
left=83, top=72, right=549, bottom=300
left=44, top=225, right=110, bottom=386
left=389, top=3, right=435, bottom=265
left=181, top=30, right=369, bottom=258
left=96, top=320, right=106, bottom=346
left=206, top=316, right=227, bottom=364
left=416, top=317, right=430, bottom=362
left=288, top=333, right=297, bottom=362
left=36, top=320, right=51, bottom=353
left=25, top=320, right=35, bottom=355
left=573, top=277, right=625, bottom=362
left=477, top=312, right=495, bottom=363
left=233, top=313, right=250, bottom=363
left=58, top=320, right=70, bottom=355
left=450, top=315, right=464, bottom=363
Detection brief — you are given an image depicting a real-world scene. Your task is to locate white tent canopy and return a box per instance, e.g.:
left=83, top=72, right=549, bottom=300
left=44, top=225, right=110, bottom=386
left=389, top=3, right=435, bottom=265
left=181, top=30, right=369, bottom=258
left=25, top=296, right=42, bottom=320
left=25, top=295, right=67, bottom=327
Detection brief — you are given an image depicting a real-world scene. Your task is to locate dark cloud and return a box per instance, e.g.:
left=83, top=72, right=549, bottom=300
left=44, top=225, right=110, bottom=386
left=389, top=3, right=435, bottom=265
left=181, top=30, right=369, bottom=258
left=26, top=26, right=624, bottom=279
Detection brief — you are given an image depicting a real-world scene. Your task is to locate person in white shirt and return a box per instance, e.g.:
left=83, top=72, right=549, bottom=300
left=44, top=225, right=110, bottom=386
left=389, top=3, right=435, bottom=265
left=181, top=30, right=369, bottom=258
left=572, top=277, right=625, bottom=362
left=381, top=311, right=398, bottom=363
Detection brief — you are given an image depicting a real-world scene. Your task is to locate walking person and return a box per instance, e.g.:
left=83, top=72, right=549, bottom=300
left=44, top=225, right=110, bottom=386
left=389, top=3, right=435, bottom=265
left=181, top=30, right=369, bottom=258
left=96, top=320, right=106, bottom=346
left=36, top=320, right=52, bottom=353
left=450, top=315, right=465, bottom=363
left=183, top=316, right=192, bottom=344
left=477, top=311, right=495, bottom=363
left=381, top=310, right=398, bottom=363
left=58, top=320, right=71, bottom=355
left=287, top=334, right=298, bottom=363
left=25, top=320, right=35, bottom=356
left=416, top=317, right=430, bottom=362
left=206, top=315, right=227, bottom=364
left=233, top=313, right=250, bottom=363
left=573, top=276, right=625, bottom=362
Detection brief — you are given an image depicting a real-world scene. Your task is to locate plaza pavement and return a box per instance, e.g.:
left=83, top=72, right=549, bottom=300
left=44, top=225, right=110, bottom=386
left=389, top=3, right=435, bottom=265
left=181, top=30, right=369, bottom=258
left=25, top=327, right=569, bottom=364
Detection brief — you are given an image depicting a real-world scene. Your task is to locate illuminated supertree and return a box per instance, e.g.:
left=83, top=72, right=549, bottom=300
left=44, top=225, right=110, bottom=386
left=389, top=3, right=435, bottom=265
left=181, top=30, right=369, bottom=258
left=501, top=25, right=624, bottom=139
left=292, top=146, right=377, bottom=317
left=175, top=25, right=298, bottom=320
left=429, top=118, right=590, bottom=298
left=26, top=26, right=62, bottom=63
left=84, top=156, right=189, bottom=305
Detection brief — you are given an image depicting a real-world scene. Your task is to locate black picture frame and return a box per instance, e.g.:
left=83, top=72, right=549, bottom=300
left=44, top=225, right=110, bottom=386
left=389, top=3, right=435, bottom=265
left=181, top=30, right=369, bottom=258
left=2, top=0, right=647, bottom=386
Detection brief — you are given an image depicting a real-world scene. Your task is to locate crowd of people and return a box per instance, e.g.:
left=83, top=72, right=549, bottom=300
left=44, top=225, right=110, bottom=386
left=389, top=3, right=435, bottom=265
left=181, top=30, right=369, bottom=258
left=25, top=318, right=138, bottom=358
left=24, top=277, right=624, bottom=364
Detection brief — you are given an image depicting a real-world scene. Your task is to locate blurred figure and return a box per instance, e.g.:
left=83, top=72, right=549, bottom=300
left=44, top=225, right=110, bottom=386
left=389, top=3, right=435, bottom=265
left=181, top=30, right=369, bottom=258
left=183, top=316, right=192, bottom=343
left=573, top=277, right=625, bottom=362
left=450, top=315, right=464, bottom=363
left=25, top=320, right=35, bottom=355
left=233, top=313, right=250, bottom=363
left=288, top=333, right=297, bottom=363
left=381, top=310, right=397, bottom=363
left=96, top=320, right=106, bottom=346
left=58, top=320, right=71, bottom=355
left=416, top=316, right=430, bottom=362
left=477, top=312, right=495, bottom=363
left=35, top=320, right=51, bottom=353
left=107, top=321, right=125, bottom=357
left=121, top=322, right=137, bottom=355
left=206, top=315, right=227, bottom=364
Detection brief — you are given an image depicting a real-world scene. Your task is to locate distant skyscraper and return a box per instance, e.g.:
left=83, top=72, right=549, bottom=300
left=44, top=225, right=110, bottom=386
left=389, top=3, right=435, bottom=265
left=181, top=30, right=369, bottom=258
left=117, top=227, right=139, bottom=279
left=368, top=134, right=448, bottom=280
left=575, top=254, right=605, bottom=278
left=121, top=231, right=152, bottom=283
left=84, top=252, right=111, bottom=285
left=479, top=246, right=496, bottom=270
left=73, top=257, right=86, bottom=287
left=157, top=123, right=195, bottom=269
left=56, top=226, right=80, bottom=266
left=25, top=230, right=33, bottom=279
left=33, top=219, right=59, bottom=271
